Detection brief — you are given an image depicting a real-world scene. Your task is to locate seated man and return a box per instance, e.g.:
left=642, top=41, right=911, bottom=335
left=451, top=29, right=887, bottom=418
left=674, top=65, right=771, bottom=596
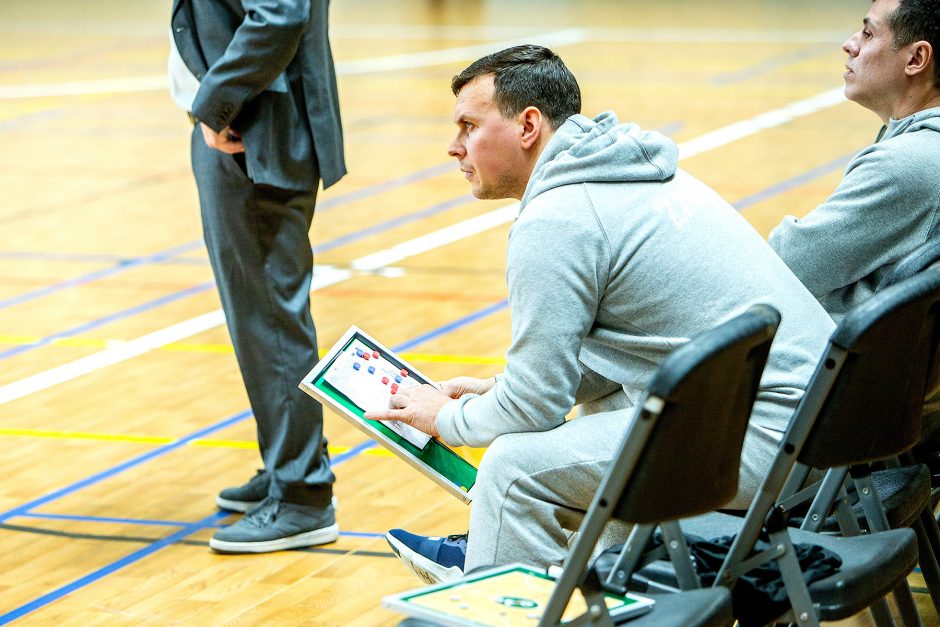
left=365, top=44, right=834, bottom=584
left=769, top=0, right=939, bottom=430
left=770, top=0, right=939, bottom=323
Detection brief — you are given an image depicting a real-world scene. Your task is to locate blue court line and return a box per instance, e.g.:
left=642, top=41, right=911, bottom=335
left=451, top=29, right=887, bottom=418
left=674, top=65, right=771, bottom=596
left=339, top=531, right=386, bottom=539
left=316, top=193, right=474, bottom=253
left=0, top=410, right=252, bottom=524
left=0, top=251, right=209, bottom=265
left=0, top=281, right=214, bottom=360
left=330, top=440, right=377, bottom=465
left=0, top=433, right=376, bottom=624
left=0, top=511, right=230, bottom=625
left=711, top=45, right=831, bottom=86
left=733, top=152, right=855, bottom=212
left=0, top=159, right=456, bottom=312
left=0, top=241, right=204, bottom=311
left=21, top=512, right=196, bottom=527
left=0, top=305, right=507, bottom=622
left=394, top=299, right=509, bottom=353
left=0, top=192, right=478, bottom=360
left=21, top=512, right=385, bottom=539
left=315, top=161, right=454, bottom=212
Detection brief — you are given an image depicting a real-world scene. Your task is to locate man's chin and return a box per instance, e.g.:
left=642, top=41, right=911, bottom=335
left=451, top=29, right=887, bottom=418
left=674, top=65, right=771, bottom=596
left=471, top=185, right=512, bottom=201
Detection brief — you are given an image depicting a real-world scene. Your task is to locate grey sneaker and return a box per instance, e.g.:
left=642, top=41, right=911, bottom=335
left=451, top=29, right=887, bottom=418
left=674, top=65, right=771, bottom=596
left=209, top=497, right=339, bottom=554
left=216, top=470, right=269, bottom=512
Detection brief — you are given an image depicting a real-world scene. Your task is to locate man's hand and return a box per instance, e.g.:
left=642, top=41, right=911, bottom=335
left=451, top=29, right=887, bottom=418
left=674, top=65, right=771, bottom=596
left=199, top=122, right=244, bottom=154
left=364, top=383, right=451, bottom=438
left=440, top=376, right=496, bottom=399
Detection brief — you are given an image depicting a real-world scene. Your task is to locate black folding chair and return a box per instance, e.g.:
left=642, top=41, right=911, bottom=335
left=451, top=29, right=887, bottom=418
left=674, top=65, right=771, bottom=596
left=781, top=239, right=940, bottom=616
left=536, top=304, right=781, bottom=626
left=393, top=305, right=782, bottom=627
left=639, top=265, right=940, bottom=626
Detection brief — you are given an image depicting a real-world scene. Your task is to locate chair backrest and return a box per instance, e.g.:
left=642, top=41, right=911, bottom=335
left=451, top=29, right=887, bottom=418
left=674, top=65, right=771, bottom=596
left=878, top=238, right=940, bottom=290
left=615, top=304, right=781, bottom=523
left=799, top=266, right=940, bottom=468
left=877, top=238, right=940, bottom=440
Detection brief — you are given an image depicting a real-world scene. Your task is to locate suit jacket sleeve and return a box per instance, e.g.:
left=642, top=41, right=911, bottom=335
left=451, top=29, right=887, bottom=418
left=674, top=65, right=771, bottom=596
left=192, top=0, right=311, bottom=132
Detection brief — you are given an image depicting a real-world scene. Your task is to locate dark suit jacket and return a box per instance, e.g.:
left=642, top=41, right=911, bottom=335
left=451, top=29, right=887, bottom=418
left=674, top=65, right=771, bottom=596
left=171, top=0, right=346, bottom=190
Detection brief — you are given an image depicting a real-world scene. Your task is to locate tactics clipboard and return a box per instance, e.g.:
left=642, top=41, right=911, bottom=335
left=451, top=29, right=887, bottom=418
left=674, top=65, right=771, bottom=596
left=299, top=325, right=477, bottom=503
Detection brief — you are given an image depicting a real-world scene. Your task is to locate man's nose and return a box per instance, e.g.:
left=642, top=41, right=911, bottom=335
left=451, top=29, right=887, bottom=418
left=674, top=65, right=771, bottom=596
left=447, top=138, right=464, bottom=158
left=842, top=33, right=859, bottom=56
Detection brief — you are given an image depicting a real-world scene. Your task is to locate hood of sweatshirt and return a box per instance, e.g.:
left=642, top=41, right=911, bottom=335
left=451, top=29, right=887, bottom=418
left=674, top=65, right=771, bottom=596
left=879, top=106, right=940, bottom=141
left=519, top=111, right=679, bottom=213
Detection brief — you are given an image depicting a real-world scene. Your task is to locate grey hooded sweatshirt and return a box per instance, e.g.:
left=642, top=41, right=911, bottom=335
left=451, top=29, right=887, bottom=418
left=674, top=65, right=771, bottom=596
left=436, top=112, right=834, bottom=460
left=769, top=107, right=940, bottom=323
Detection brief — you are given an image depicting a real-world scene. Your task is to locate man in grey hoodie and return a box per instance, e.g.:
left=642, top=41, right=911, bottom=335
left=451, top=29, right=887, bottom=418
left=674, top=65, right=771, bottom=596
left=367, top=45, right=834, bottom=584
left=769, top=0, right=939, bottom=322
left=769, top=0, right=939, bottom=436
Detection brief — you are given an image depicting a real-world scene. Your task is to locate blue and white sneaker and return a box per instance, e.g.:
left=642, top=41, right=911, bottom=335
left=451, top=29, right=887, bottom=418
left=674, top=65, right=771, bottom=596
left=385, top=529, right=467, bottom=584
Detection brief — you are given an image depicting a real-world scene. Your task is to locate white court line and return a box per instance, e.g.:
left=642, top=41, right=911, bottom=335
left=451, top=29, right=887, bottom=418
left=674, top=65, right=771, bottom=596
left=0, top=21, right=850, bottom=44
left=0, top=87, right=848, bottom=405
left=0, top=24, right=850, bottom=99
left=678, top=88, right=846, bottom=160
left=0, top=206, right=516, bottom=406
left=0, top=29, right=585, bottom=100
left=335, top=28, right=585, bottom=76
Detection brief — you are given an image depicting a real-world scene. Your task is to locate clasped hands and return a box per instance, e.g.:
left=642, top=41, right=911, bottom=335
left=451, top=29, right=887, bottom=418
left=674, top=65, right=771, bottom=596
left=364, top=376, right=495, bottom=438
left=200, top=122, right=244, bottom=154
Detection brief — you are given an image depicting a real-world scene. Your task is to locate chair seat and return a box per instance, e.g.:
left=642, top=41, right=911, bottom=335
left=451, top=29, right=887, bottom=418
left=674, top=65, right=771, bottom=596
left=629, top=588, right=732, bottom=627
left=399, top=587, right=733, bottom=627
left=789, top=465, right=930, bottom=531
left=637, top=512, right=918, bottom=622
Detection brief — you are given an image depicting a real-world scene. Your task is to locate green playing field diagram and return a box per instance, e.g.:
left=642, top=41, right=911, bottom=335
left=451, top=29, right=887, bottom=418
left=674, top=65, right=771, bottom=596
left=313, top=334, right=477, bottom=493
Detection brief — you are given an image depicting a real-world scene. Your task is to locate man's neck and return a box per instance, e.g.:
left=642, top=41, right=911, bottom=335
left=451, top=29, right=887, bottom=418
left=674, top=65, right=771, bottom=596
left=884, top=89, right=940, bottom=123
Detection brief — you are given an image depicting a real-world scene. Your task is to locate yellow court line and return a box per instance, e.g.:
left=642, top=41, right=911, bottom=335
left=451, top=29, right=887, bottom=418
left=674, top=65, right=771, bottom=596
left=0, top=428, right=398, bottom=457
left=0, top=428, right=173, bottom=444
left=0, top=334, right=506, bottom=365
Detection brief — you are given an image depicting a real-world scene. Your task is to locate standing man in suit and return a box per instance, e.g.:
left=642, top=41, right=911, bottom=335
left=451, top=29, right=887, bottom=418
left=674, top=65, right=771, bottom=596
left=169, top=0, right=346, bottom=553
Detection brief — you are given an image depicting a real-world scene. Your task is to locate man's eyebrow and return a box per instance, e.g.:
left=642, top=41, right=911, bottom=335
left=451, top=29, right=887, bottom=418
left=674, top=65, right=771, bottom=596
left=863, top=16, right=877, bottom=29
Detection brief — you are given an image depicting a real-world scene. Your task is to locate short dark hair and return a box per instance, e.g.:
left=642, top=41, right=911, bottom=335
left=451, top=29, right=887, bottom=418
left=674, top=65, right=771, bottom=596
left=889, top=0, right=940, bottom=87
left=451, top=45, right=582, bottom=130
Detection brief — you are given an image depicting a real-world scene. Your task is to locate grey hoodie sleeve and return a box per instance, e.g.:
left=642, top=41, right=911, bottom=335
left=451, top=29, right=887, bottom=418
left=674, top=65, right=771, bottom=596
left=768, top=138, right=939, bottom=301
left=436, top=192, right=608, bottom=447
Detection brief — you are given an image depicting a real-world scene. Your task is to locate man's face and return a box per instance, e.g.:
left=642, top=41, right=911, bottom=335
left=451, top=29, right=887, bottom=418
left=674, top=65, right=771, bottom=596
left=447, top=75, right=528, bottom=200
left=842, top=0, right=909, bottom=117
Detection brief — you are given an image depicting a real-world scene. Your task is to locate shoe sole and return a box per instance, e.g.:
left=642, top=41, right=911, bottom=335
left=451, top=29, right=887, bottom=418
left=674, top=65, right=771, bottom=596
left=385, top=532, right=463, bottom=585
left=215, top=496, right=259, bottom=513
left=215, top=495, right=338, bottom=514
left=209, top=523, right=339, bottom=554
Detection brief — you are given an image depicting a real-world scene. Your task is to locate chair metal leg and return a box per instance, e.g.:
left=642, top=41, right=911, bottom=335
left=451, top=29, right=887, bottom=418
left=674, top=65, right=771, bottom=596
left=850, top=468, right=922, bottom=626
left=868, top=598, right=900, bottom=627
left=605, top=523, right=655, bottom=591
left=768, top=528, right=819, bottom=627
left=660, top=521, right=700, bottom=590
left=912, top=511, right=940, bottom=615
left=891, top=580, right=924, bottom=627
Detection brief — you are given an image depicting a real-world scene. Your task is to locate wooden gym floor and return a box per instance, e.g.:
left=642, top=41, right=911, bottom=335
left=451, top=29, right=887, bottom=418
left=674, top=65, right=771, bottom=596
left=0, top=0, right=936, bottom=624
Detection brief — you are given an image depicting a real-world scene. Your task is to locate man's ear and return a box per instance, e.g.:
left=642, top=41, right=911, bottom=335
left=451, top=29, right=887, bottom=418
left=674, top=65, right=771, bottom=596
left=905, top=40, right=934, bottom=78
left=519, top=106, right=544, bottom=149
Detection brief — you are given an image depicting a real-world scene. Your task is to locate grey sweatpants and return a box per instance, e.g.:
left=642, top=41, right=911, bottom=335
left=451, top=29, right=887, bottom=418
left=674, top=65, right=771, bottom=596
left=463, top=408, right=781, bottom=572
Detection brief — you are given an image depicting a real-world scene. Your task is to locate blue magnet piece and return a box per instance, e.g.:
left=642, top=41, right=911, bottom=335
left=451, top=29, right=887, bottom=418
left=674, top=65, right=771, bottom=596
left=356, top=349, right=363, bottom=357
left=368, top=365, right=376, bottom=374
left=394, top=375, right=402, bottom=383
left=353, top=362, right=361, bottom=371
